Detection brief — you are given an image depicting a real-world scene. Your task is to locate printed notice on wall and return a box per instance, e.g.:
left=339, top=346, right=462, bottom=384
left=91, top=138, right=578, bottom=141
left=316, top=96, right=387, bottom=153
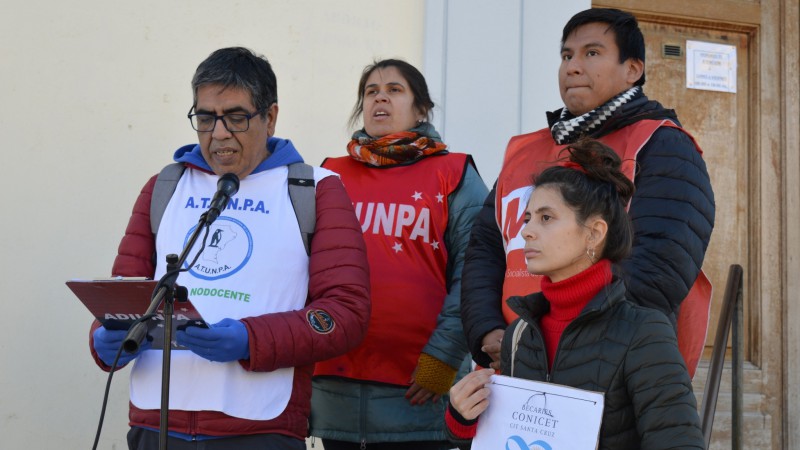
left=472, top=374, right=604, bottom=450
left=686, top=40, right=737, bottom=93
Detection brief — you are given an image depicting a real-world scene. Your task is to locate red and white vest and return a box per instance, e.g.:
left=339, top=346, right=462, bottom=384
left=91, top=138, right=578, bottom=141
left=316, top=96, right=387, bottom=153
left=495, top=120, right=711, bottom=377
left=316, top=153, right=470, bottom=385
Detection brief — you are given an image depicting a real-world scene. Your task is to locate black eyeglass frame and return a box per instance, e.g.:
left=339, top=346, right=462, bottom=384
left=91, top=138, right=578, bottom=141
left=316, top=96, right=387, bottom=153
left=187, top=107, right=266, bottom=133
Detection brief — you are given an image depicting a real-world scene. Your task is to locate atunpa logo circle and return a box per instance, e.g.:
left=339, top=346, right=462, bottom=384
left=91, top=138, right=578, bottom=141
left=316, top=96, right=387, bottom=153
left=183, top=217, right=253, bottom=280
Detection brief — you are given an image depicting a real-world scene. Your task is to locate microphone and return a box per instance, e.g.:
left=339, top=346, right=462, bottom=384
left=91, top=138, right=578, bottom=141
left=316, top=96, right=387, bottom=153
left=204, top=173, right=240, bottom=224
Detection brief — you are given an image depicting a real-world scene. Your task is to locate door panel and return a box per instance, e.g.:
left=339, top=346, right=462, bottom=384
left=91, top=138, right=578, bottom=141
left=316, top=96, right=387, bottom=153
left=618, top=15, right=768, bottom=449
left=636, top=21, right=751, bottom=359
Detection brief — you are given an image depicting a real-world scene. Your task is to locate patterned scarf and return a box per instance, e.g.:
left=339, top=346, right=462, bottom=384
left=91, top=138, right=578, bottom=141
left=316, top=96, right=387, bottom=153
left=346, top=122, right=449, bottom=167
left=550, top=86, right=642, bottom=144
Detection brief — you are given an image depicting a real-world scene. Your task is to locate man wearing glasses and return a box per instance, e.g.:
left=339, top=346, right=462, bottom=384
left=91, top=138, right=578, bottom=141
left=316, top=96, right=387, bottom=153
left=89, top=47, right=371, bottom=450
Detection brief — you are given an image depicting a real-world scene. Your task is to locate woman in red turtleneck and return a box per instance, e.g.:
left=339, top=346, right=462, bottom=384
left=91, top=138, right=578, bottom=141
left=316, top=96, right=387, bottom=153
left=445, top=139, right=704, bottom=450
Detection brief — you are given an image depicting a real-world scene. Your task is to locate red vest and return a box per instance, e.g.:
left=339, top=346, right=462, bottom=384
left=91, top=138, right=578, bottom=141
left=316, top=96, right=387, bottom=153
left=316, top=153, right=471, bottom=385
left=495, top=120, right=711, bottom=377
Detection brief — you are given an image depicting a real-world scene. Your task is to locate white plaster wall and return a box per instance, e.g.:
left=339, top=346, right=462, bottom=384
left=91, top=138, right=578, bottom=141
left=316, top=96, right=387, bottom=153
left=0, top=1, right=423, bottom=448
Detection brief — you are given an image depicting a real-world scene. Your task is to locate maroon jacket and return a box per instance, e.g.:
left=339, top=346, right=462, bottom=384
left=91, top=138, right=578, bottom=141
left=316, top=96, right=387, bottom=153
left=90, top=170, right=370, bottom=440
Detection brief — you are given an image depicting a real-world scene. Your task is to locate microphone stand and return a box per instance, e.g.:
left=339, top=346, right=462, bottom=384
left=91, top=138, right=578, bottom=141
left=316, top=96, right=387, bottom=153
left=123, top=212, right=211, bottom=450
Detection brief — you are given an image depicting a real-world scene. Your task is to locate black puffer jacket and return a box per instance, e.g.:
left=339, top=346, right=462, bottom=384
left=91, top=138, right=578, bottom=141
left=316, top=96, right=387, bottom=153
left=501, top=279, right=704, bottom=450
left=461, top=95, right=716, bottom=367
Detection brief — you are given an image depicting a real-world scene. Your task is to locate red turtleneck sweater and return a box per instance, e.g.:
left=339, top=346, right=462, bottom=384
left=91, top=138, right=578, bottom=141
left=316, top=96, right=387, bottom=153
left=539, top=259, right=612, bottom=370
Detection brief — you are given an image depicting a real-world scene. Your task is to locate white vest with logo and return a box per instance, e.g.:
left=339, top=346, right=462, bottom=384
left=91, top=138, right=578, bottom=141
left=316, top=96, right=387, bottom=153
left=129, top=165, right=332, bottom=420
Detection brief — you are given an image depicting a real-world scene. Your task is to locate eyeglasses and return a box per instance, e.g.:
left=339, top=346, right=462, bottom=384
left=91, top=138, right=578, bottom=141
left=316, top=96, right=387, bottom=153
left=187, top=107, right=265, bottom=132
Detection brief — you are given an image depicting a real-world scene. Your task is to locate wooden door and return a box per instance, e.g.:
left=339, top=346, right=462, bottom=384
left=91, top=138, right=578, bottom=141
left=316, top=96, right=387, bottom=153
left=634, top=18, right=768, bottom=448
left=591, top=1, right=796, bottom=448
left=635, top=22, right=752, bottom=358
left=593, top=4, right=776, bottom=447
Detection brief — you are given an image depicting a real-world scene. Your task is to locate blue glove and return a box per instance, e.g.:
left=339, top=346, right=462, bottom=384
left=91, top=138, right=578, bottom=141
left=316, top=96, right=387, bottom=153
left=93, top=326, right=152, bottom=368
left=176, top=318, right=250, bottom=362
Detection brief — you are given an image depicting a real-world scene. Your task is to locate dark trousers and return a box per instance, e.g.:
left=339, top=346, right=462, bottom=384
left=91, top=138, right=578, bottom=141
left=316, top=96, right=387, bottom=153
left=127, top=427, right=305, bottom=450
left=321, top=438, right=452, bottom=450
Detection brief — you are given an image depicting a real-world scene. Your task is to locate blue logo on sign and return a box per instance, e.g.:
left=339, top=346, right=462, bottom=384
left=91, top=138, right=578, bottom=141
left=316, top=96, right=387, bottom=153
left=183, top=216, right=253, bottom=280
left=505, top=436, right=552, bottom=450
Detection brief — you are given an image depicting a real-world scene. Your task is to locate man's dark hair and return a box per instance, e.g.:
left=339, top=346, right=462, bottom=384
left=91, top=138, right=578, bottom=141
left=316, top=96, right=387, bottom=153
left=349, top=59, right=435, bottom=130
left=191, top=47, right=277, bottom=113
left=562, top=8, right=646, bottom=86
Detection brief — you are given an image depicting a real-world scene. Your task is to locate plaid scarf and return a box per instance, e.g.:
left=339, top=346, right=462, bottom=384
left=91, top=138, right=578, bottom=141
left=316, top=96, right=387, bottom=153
left=346, top=122, right=448, bottom=167
left=550, top=86, right=642, bottom=144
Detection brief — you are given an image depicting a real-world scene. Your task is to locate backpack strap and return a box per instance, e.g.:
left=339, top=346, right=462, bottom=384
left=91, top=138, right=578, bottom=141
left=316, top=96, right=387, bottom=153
left=509, top=319, right=529, bottom=378
left=287, top=162, right=316, bottom=256
left=151, top=162, right=186, bottom=235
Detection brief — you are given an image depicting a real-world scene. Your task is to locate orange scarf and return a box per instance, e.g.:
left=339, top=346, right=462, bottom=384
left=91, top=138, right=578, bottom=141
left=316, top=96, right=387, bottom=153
left=346, top=127, right=448, bottom=167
